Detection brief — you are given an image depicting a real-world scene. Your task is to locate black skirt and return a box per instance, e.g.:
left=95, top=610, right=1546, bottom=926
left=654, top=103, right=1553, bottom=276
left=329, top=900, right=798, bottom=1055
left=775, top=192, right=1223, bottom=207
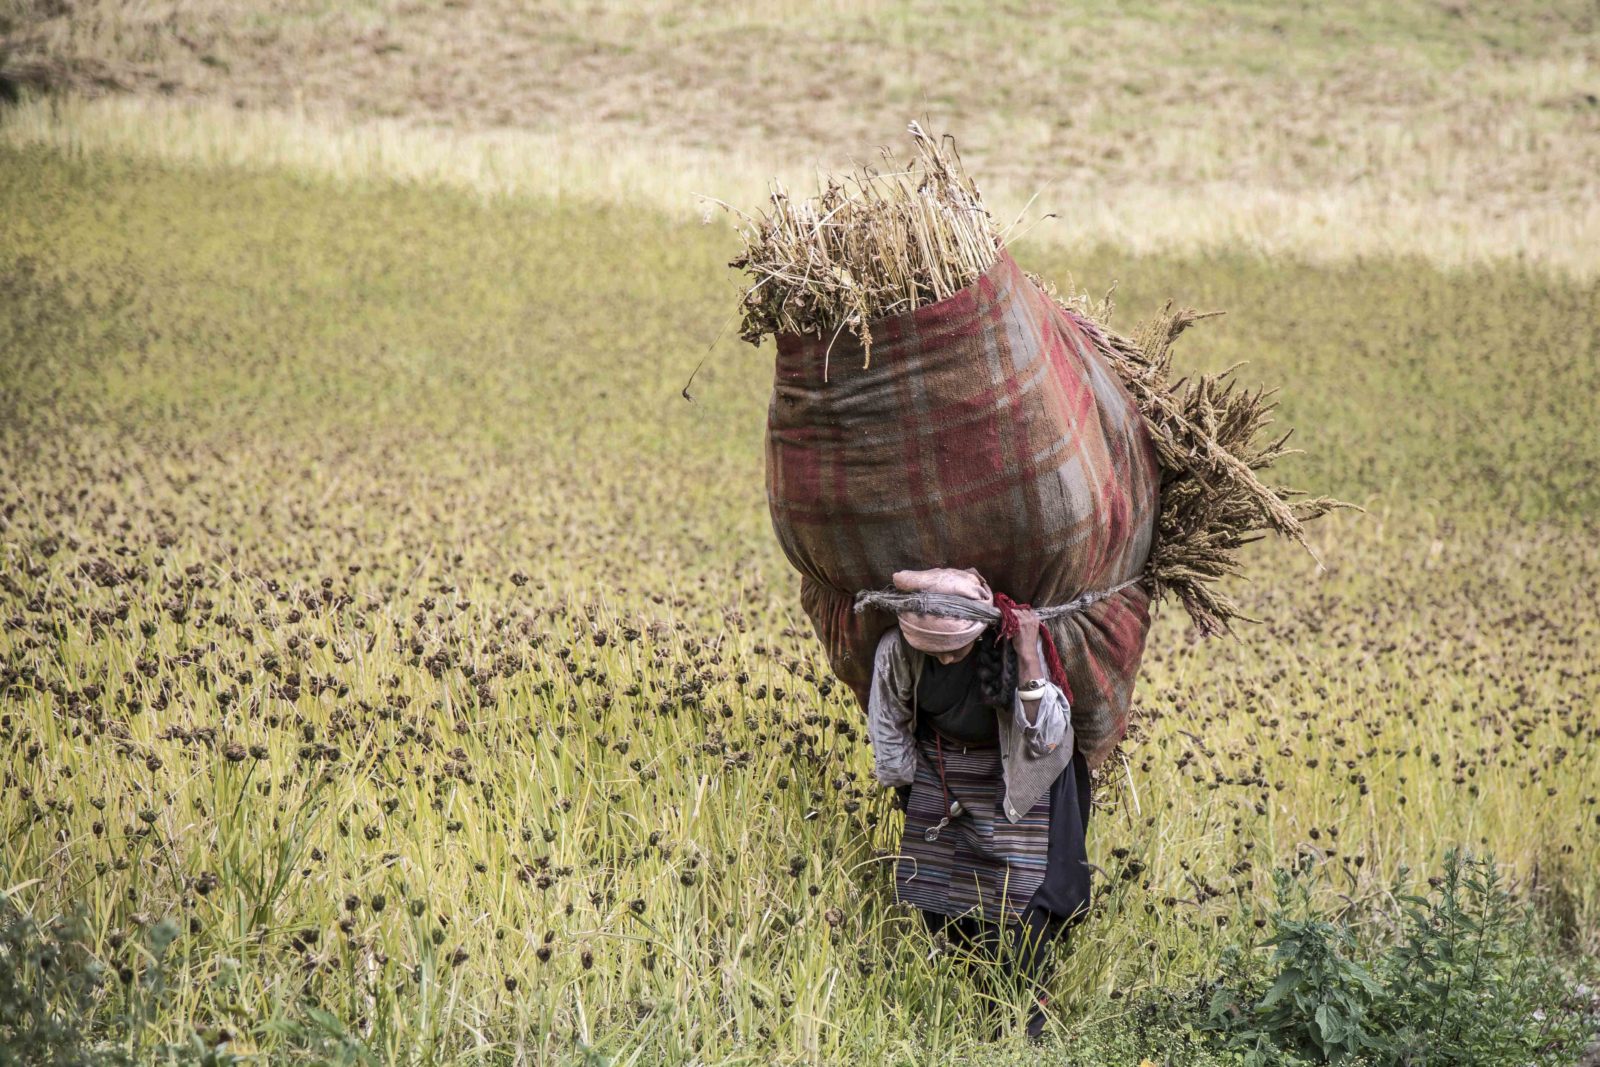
left=1030, top=748, right=1093, bottom=924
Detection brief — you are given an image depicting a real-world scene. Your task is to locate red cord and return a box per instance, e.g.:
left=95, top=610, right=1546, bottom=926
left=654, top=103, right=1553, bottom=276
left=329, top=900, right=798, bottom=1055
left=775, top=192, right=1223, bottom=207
left=993, top=592, right=1074, bottom=705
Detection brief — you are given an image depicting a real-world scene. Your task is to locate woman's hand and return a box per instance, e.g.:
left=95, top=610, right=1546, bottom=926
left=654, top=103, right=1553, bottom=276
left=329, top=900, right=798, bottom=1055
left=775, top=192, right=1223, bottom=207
left=1013, top=606, right=1041, bottom=646
left=1013, top=607, right=1046, bottom=683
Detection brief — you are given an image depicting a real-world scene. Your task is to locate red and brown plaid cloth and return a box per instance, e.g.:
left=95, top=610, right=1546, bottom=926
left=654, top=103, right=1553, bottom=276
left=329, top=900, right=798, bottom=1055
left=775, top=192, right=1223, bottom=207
left=766, top=251, right=1159, bottom=769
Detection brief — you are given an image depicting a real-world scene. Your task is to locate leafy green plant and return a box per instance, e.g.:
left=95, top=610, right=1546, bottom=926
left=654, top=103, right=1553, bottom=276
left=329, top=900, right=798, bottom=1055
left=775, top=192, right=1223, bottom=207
left=1193, top=852, right=1594, bottom=1067
left=0, top=896, right=245, bottom=1067
left=1205, top=867, right=1382, bottom=1064
left=1373, top=851, right=1591, bottom=1066
left=0, top=900, right=104, bottom=1066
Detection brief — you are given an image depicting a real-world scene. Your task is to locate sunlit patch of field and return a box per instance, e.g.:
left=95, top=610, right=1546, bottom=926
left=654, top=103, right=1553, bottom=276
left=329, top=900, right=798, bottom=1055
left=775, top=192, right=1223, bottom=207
left=9, top=94, right=1600, bottom=282
left=3, top=0, right=1598, bottom=275
left=2, top=147, right=1598, bottom=1061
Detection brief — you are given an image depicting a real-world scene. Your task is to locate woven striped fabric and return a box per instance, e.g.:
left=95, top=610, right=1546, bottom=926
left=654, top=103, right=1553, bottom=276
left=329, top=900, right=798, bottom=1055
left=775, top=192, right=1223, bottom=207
left=767, top=251, right=1159, bottom=768
left=896, top=736, right=1049, bottom=922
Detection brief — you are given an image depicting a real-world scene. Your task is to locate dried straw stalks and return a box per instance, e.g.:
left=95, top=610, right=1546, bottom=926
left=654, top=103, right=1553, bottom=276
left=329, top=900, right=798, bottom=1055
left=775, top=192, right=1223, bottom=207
left=729, top=125, right=1347, bottom=634
left=1044, top=283, right=1348, bottom=634
left=725, top=121, right=999, bottom=368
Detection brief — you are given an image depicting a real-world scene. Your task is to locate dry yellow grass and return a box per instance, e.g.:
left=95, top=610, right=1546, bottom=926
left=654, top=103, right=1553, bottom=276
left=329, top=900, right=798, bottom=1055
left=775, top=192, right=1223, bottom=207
left=6, top=93, right=1599, bottom=278
left=3, top=0, right=1597, bottom=275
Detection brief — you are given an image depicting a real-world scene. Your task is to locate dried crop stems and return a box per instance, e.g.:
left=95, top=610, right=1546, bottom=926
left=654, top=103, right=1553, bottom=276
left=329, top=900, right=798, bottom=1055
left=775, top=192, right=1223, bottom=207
left=725, top=121, right=1000, bottom=368
left=729, top=125, right=1348, bottom=634
left=1047, top=284, right=1350, bottom=634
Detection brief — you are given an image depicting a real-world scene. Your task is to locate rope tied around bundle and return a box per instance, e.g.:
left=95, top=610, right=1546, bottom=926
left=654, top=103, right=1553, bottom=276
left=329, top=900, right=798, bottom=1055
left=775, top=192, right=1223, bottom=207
left=853, top=577, right=1143, bottom=705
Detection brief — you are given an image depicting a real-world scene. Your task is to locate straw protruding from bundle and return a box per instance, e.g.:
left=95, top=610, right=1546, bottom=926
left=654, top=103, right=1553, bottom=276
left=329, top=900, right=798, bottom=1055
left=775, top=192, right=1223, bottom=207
left=724, top=122, right=1000, bottom=368
left=1043, top=282, right=1352, bottom=634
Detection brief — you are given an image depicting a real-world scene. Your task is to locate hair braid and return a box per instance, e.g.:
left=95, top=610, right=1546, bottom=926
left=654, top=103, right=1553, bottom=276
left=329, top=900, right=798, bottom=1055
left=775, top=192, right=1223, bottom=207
left=972, top=630, right=1016, bottom=708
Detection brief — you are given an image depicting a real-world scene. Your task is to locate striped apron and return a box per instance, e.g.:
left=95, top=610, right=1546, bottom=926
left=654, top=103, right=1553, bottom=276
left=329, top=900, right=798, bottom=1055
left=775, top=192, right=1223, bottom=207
left=894, top=733, right=1052, bottom=923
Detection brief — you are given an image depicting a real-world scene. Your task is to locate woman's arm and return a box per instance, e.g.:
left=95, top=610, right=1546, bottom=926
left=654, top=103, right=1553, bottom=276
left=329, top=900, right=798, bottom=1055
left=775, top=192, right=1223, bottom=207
left=865, top=629, right=919, bottom=787
left=1011, top=674, right=1069, bottom=756
left=1010, top=608, right=1069, bottom=755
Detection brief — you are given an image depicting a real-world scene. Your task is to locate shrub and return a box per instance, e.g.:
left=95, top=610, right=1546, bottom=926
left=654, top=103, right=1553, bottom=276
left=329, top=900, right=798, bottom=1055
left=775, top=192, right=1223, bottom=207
left=1195, top=851, right=1595, bottom=1067
left=0, top=902, right=105, bottom=1066
left=0, top=897, right=237, bottom=1067
left=1372, top=852, right=1592, bottom=1066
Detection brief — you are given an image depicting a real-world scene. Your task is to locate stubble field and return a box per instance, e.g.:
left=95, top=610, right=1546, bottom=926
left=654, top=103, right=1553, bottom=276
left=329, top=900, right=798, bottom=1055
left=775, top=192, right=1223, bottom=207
left=5, top=0, right=1599, bottom=273
left=2, top=142, right=1598, bottom=1062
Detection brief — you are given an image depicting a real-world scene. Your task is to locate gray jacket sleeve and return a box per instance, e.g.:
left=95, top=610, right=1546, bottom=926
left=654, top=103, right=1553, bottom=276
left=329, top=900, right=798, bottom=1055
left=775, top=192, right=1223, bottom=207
left=866, top=629, right=919, bottom=788
left=1011, top=636, right=1069, bottom=757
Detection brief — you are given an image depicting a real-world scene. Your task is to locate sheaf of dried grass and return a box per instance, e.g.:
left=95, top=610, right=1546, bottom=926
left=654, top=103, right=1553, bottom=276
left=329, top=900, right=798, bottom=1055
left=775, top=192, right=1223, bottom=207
left=731, top=127, right=1349, bottom=633
left=723, top=121, right=1000, bottom=368
left=1044, top=282, right=1352, bottom=634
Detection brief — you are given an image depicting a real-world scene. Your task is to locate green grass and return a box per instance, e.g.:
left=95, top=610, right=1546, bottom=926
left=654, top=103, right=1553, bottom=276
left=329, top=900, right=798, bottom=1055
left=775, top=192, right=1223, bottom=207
left=1, top=145, right=1597, bottom=1063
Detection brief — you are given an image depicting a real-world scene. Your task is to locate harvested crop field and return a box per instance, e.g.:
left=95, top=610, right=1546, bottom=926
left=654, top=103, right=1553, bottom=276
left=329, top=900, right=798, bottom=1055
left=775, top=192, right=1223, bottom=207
left=5, top=0, right=1600, bottom=272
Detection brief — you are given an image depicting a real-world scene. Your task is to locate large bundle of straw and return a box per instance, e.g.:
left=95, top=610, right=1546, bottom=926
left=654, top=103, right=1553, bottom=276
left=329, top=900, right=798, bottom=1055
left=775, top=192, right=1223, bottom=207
left=729, top=124, right=1342, bottom=635
left=729, top=123, right=999, bottom=367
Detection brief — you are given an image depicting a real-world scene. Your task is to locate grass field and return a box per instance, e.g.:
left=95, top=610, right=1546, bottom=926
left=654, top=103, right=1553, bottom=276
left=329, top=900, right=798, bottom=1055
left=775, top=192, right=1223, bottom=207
left=4, top=0, right=1599, bottom=273
left=2, top=137, right=1598, bottom=1062
left=3, top=3, right=1599, bottom=1061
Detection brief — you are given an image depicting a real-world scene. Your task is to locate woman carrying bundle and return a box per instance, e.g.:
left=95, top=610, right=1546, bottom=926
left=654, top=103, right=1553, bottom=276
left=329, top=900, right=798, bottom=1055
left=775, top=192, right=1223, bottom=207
left=867, top=567, right=1093, bottom=1041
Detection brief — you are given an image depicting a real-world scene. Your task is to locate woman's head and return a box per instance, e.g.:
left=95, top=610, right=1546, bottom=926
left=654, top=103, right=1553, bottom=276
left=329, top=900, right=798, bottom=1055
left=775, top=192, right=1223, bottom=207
left=891, top=567, right=992, bottom=657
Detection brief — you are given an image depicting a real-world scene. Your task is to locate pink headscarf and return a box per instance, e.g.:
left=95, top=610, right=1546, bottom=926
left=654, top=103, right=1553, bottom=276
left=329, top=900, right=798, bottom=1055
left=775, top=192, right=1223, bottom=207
left=892, top=567, right=993, bottom=654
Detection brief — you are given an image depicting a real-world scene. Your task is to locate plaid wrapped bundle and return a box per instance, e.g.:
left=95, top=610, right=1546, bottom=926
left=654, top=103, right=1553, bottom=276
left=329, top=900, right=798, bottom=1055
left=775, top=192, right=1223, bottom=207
left=767, top=252, right=1159, bottom=768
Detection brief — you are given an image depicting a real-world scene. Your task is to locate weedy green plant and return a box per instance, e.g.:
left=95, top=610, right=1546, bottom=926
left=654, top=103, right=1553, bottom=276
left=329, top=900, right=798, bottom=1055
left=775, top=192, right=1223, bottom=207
left=1371, top=853, right=1593, bottom=1066
left=1206, top=866, right=1388, bottom=1063
left=0, top=897, right=241, bottom=1066
left=0, top=900, right=104, bottom=1065
left=1199, top=852, right=1595, bottom=1067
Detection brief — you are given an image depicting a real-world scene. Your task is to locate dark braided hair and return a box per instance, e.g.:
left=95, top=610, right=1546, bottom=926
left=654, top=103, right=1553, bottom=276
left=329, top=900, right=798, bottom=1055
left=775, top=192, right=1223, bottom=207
left=971, top=629, right=1017, bottom=708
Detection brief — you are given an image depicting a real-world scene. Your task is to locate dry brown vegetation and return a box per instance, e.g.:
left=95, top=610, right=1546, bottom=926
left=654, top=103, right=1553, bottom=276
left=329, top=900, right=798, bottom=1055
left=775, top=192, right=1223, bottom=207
left=3, top=0, right=1598, bottom=272
left=726, top=122, right=1001, bottom=359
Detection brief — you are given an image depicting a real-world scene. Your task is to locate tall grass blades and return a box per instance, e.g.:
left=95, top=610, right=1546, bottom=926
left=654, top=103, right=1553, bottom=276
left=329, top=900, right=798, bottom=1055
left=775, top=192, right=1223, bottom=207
left=1, top=147, right=1596, bottom=1063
